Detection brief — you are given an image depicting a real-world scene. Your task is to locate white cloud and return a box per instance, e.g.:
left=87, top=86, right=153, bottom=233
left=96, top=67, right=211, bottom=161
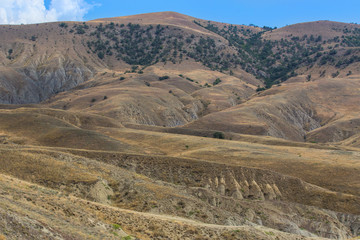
left=0, top=0, right=92, bottom=24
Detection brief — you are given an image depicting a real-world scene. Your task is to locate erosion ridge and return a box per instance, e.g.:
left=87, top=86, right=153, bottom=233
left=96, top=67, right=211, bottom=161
left=0, top=144, right=359, bottom=239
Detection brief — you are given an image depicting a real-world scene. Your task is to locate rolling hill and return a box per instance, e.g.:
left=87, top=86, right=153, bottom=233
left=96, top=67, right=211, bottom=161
left=0, top=11, right=360, bottom=239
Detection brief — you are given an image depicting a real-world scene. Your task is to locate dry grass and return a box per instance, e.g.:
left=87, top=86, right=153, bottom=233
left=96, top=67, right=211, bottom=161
left=264, top=20, right=359, bottom=41
left=1, top=170, right=327, bottom=240
left=90, top=126, right=360, bottom=196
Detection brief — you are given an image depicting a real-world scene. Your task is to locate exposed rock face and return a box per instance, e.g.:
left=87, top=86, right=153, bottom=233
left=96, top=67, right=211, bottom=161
left=107, top=96, right=204, bottom=127
left=0, top=56, right=93, bottom=104
left=337, top=213, right=360, bottom=237
left=88, top=178, right=114, bottom=204
left=203, top=176, right=277, bottom=201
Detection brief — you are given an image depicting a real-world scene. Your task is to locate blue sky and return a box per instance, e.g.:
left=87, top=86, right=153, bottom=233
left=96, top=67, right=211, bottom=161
left=82, top=0, right=360, bottom=27
left=1, top=0, right=359, bottom=26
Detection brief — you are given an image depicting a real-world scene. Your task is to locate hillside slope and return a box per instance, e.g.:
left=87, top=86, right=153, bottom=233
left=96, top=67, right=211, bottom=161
left=184, top=76, right=360, bottom=142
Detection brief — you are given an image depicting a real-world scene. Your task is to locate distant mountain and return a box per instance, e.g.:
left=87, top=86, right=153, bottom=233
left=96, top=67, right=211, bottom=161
left=0, top=12, right=359, bottom=103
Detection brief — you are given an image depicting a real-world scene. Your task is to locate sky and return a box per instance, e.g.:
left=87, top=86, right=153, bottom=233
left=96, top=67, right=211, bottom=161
left=0, top=0, right=359, bottom=27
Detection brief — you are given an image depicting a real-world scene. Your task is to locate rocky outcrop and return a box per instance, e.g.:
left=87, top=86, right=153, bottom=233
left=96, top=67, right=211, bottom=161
left=70, top=150, right=360, bottom=216
left=337, top=213, right=360, bottom=237
left=88, top=178, right=114, bottom=205
left=0, top=56, right=93, bottom=104
left=203, top=175, right=279, bottom=201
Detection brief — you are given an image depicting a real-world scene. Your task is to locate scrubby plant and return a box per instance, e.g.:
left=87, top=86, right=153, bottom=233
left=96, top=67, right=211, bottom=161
left=59, top=22, right=68, bottom=28
left=159, top=76, right=169, bottom=80
left=332, top=71, right=339, bottom=78
left=213, top=78, right=222, bottom=85
left=112, top=224, right=121, bottom=230
left=256, top=87, right=266, bottom=92
left=213, top=132, right=225, bottom=139
left=97, top=52, right=104, bottom=59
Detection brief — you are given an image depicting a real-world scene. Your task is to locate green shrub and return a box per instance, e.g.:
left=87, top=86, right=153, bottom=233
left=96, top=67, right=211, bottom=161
left=131, top=66, right=138, bottom=72
left=59, top=22, right=68, bottom=28
left=159, top=76, right=169, bottom=80
left=112, top=224, right=121, bottom=230
left=331, top=71, right=339, bottom=78
left=213, top=78, right=222, bottom=85
left=213, top=132, right=225, bottom=139
left=329, top=49, right=337, bottom=55
left=97, top=52, right=104, bottom=59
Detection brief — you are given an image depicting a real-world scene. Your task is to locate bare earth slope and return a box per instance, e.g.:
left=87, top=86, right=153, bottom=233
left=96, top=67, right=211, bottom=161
left=2, top=173, right=331, bottom=240
left=184, top=76, right=360, bottom=143
left=0, top=108, right=359, bottom=239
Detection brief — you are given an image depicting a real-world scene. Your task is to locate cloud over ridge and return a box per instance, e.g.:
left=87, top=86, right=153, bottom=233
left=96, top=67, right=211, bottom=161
left=0, top=0, right=92, bottom=24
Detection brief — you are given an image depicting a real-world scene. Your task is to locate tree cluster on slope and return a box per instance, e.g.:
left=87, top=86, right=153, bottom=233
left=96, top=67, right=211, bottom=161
left=73, top=21, right=360, bottom=89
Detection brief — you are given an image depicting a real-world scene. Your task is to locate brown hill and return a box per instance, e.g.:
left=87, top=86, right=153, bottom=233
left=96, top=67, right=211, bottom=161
left=183, top=76, right=360, bottom=142
left=0, top=135, right=359, bottom=239
left=264, top=20, right=360, bottom=40
left=91, top=11, right=217, bottom=36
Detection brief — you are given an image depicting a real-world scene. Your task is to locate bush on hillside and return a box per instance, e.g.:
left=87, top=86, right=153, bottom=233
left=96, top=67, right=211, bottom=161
left=213, top=132, right=225, bottom=139
left=159, top=76, right=169, bottom=80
